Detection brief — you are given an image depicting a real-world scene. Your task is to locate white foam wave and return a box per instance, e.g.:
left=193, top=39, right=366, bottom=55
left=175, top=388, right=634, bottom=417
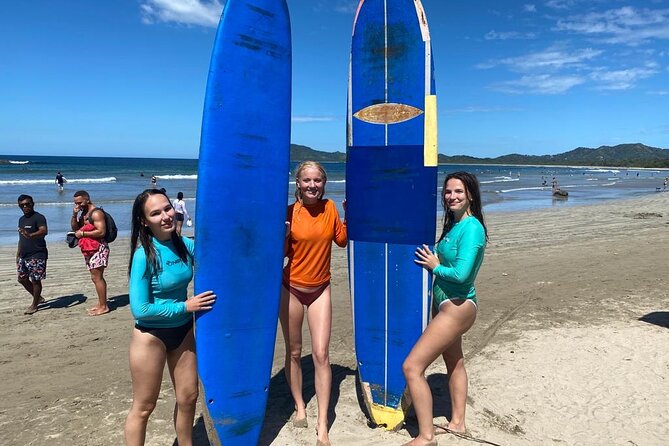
left=156, top=174, right=197, bottom=180
left=499, top=186, right=546, bottom=193
left=9, top=160, right=30, bottom=165
left=0, top=177, right=116, bottom=186
left=480, top=177, right=520, bottom=184
left=586, top=169, right=620, bottom=174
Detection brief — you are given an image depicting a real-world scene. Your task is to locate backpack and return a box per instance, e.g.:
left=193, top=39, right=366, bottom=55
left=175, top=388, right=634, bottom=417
left=89, top=208, right=118, bottom=243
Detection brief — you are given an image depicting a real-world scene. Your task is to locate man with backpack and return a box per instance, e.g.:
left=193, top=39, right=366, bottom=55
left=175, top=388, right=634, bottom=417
left=71, top=190, right=111, bottom=316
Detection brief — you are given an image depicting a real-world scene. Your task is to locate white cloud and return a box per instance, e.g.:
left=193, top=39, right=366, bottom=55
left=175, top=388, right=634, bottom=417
left=140, top=0, right=223, bottom=28
left=314, top=0, right=357, bottom=14
left=481, top=46, right=602, bottom=72
left=292, top=116, right=336, bottom=123
left=485, top=30, right=537, bottom=40
left=647, top=90, right=669, bottom=95
left=589, top=66, right=658, bottom=90
left=524, top=4, right=537, bottom=13
left=555, top=6, right=669, bottom=45
left=491, top=74, right=586, bottom=94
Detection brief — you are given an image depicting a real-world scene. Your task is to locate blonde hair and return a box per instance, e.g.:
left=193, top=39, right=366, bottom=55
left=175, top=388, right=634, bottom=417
left=294, top=160, right=327, bottom=202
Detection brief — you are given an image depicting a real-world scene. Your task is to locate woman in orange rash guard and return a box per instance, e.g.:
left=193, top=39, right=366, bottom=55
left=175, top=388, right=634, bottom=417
left=281, top=161, right=347, bottom=446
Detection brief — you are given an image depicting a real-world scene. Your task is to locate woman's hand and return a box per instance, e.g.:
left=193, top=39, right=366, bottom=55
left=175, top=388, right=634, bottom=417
left=285, top=221, right=291, bottom=238
left=186, top=290, right=216, bottom=313
left=414, top=244, right=440, bottom=271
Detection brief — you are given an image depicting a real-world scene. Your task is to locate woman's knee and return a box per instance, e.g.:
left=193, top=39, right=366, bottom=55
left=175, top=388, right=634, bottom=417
left=311, top=346, right=330, bottom=368
left=130, top=400, right=157, bottom=420
left=288, top=343, right=303, bottom=361
left=176, top=387, right=198, bottom=410
left=402, top=357, right=422, bottom=379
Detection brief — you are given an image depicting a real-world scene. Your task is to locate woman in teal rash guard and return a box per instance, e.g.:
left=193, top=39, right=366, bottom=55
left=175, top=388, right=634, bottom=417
left=124, top=189, right=215, bottom=446
left=402, top=172, right=487, bottom=446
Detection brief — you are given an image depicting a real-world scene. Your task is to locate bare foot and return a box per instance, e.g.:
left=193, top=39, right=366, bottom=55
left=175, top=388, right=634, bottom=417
left=87, top=306, right=110, bottom=316
left=445, top=421, right=466, bottom=434
left=316, top=425, right=331, bottom=446
left=24, top=305, right=38, bottom=315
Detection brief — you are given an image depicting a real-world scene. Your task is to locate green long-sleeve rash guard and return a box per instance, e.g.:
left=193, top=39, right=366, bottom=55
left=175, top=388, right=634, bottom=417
left=129, top=236, right=194, bottom=328
left=432, top=216, right=486, bottom=306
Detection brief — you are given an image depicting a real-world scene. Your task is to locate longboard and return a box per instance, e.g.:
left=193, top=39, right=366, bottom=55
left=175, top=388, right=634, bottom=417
left=346, top=0, right=437, bottom=431
left=194, top=1, right=291, bottom=444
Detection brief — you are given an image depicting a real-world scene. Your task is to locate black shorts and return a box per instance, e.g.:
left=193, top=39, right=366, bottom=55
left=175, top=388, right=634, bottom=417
left=135, top=319, right=193, bottom=352
left=175, top=213, right=185, bottom=222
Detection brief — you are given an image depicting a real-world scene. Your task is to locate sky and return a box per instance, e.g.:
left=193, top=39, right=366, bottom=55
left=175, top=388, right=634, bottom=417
left=1, top=0, right=668, bottom=159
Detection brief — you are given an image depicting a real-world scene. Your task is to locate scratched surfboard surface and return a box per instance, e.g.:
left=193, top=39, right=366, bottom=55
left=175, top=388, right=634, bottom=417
left=194, top=1, right=291, bottom=444
left=346, top=0, right=437, bottom=431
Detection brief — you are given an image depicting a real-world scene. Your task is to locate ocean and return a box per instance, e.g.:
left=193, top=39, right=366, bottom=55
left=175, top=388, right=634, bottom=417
left=2, top=155, right=668, bottom=246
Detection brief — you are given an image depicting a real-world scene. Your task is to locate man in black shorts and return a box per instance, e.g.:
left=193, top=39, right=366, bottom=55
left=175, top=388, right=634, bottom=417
left=16, top=194, right=48, bottom=315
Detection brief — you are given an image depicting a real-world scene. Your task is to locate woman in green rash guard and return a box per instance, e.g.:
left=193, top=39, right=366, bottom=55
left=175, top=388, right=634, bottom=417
left=402, top=171, right=488, bottom=446
left=124, top=189, right=216, bottom=446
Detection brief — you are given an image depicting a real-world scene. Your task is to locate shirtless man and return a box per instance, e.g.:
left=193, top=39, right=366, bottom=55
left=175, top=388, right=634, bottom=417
left=71, top=190, right=110, bottom=316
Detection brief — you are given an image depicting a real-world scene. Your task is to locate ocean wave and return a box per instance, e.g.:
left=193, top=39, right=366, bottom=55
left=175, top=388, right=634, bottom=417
left=0, top=177, right=117, bottom=186
left=480, top=176, right=520, bottom=184
left=156, top=174, right=197, bottom=180
left=499, top=186, right=546, bottom=193
left=9, top=160, right=30, bottom=165
left=586, top=169, right=620, bottom=174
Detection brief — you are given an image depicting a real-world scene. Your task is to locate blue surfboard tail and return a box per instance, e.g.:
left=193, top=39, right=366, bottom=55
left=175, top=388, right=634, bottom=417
left=195, top=1, right=291, bottom=444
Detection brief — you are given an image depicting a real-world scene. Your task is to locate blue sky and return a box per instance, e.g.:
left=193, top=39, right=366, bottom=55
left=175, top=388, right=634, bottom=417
left=1, top=0, right=668, bottom=158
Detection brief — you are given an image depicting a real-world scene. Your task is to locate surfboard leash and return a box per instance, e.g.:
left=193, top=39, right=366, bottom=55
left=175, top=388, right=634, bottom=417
left=434, top=424, right=505, bottom=446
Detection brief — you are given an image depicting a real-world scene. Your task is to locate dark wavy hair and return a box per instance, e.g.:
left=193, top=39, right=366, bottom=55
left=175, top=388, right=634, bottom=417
left=128, top=189, right=191, bottom=278
left=438, top=171, right=488, bottom=242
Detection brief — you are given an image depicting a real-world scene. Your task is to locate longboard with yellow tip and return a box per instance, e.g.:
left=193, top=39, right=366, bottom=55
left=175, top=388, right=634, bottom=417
left=345, top=0, right=437, bottom=431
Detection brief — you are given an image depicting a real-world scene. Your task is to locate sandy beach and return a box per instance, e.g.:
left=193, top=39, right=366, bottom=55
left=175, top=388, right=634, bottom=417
left=1, top=194, right=668, bottom=446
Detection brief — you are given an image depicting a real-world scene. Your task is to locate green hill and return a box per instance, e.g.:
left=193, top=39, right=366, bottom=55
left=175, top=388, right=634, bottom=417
left=438, top=143, right=669, bottom=168
left=292, top=143, right=669, bottom=168
left=290, top=144, right=346, bottom=162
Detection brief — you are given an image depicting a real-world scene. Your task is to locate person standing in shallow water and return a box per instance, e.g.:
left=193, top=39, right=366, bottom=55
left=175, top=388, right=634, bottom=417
left=124, top=189, right=215, bottom=446
left=16, top=194, right=48, bottom=315
left=402, top=171, right=487, bottom=446
left=281, top=161, right=347, bottom=446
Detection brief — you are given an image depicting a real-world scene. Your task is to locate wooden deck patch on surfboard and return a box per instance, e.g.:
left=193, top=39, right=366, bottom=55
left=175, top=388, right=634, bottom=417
left=194, top=1, right=291, bottom=444
left=346, top=0, right=437, bottom=431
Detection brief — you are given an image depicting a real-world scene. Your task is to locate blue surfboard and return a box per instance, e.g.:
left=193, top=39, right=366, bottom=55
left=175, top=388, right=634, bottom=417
left=194, top=1, right=291, bottom=444
left=346, top=0, right=437, bottom=430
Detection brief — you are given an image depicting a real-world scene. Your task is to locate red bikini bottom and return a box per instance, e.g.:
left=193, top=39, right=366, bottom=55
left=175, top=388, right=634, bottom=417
left=282, top=280, right=331, bottom=307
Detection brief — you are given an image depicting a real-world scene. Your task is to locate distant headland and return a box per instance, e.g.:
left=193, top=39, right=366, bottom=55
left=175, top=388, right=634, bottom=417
left=290, top=143, right=669, bottom=168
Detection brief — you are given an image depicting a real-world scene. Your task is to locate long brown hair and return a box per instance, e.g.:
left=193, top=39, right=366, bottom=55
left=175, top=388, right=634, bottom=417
left=128, top=189, right=191, bottom=278
left=438, top=171, right=488, bottom=242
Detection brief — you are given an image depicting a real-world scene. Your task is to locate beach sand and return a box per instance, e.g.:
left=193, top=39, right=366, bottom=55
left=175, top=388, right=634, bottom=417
left=1, top=194, right=668, bottom=446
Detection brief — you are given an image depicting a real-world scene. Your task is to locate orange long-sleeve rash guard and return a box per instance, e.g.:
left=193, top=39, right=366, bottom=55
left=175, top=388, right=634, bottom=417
left=283, top=199, right=347, bottom=287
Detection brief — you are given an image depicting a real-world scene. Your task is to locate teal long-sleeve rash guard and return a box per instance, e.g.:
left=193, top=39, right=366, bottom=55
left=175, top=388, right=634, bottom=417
left=129, top=236, right=194, bottom=328
left=432, top=216, right=486, bottom=307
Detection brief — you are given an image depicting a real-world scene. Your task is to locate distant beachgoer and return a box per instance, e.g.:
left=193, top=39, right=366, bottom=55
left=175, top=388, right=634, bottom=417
left=403, top=171, right=487, bottom=445
left=71, top=190, right=110, bottom=316
left=124, top=188, right=215, bottom=445
left=172, top=192, right=191, bottom=235
left=150, top=175, right=157, bottom=188
left=281, top=161, right=347, bottom=446
left=140, top=172, right=144, bottom=177
left=663, top=178, right=667, bottom=191
left=16, top=194, right=48, bottom=315
left=551, top=177, right=558, bottom=192
left=55, top=172, right=65, bottom=191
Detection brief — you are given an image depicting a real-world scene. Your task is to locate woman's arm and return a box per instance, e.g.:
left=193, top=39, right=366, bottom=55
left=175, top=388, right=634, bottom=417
left=128, top=250, right=187, bottom=321
left=431, top=225, right=485, bottom=284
